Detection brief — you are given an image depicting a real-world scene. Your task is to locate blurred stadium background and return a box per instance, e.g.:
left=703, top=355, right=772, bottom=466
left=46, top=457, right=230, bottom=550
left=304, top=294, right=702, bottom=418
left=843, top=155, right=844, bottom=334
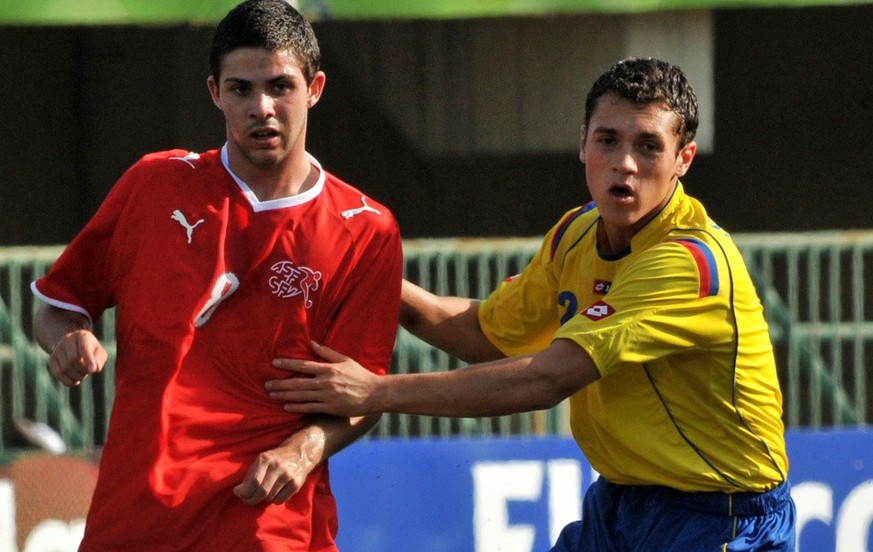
left=2, top=1, right=872, bottom=551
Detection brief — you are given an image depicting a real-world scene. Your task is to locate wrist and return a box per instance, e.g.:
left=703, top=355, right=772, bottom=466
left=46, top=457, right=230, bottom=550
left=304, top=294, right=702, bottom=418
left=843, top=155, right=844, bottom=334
left=371, top=374, right=393, bottom=414
left=49, top=332, right=69, bottom=355
left=297, top=423, right=327, bottom=467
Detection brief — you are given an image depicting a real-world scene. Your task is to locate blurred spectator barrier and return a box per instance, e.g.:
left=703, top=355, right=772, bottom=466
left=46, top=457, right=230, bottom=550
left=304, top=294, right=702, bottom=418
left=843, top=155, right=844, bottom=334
left=2, top=231, right=873, bottom=459
left=0, top=453, right=97, bottom=552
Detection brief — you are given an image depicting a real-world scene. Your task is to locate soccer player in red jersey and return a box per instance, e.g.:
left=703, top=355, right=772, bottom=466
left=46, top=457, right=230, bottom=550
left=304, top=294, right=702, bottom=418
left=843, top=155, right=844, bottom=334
left=31, top=1, right=402, bottom=550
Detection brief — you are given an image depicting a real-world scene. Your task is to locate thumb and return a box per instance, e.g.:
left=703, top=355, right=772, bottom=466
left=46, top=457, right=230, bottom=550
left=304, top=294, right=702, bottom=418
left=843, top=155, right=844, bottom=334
left=233, top=464, right=261, bottom=501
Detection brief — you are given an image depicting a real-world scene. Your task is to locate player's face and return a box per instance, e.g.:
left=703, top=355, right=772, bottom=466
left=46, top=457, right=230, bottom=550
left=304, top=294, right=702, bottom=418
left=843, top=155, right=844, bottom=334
left=207, top=47, right=324, bottom=175
left=580, top=94, right=696, bottom=253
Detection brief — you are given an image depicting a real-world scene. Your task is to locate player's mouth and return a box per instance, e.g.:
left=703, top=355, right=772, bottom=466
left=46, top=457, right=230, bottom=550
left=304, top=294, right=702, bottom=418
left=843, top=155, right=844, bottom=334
left=608, top=183, right=635, bottom=203
left=249, top=127, right=281, bottom=146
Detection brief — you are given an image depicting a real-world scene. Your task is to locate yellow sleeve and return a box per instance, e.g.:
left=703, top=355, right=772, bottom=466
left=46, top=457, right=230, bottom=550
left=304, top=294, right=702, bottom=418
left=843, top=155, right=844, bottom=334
left=555, top=238, right=733, bottom=377
left=478, top=233, right=560, bottom=356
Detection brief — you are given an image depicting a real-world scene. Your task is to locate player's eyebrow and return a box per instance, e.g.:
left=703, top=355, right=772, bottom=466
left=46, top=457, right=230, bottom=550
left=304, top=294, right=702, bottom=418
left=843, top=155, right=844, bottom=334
left=589, top=126, right=618, bottom=136
left=222, top=76, right=252, bottom=86
left=223, top=73, right=299, bottom=86
left=636, top=130, right=665, bottom=143
left=267, top=74, right=297, bottom=85
left=591, top=126, right=665, bottom=142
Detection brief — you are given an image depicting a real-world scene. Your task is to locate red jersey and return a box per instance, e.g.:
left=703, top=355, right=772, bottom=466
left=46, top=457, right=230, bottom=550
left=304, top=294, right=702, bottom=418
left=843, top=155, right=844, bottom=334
left=32, top=147, right=403, bottom=551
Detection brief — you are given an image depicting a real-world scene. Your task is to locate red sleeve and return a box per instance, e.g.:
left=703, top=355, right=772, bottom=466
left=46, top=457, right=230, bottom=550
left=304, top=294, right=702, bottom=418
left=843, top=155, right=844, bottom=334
left=322, top=218, right=403, bottom=375
left=30, top=162, right=142, bottom=322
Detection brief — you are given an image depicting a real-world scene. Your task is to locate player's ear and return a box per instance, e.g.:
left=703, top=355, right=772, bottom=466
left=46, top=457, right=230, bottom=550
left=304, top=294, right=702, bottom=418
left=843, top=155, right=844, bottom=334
left=306, top=71, right=326, bottom=109
left=675, top=140, right=697, bottom=178
left=207, top=76, right=222, bottom=109
left=579, top=125, right=588, bottom=163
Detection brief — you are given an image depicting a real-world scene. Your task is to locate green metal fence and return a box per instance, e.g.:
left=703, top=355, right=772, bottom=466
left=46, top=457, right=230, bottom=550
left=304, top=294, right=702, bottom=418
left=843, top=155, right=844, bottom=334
left=2, top=231, right=872, bottom=458
left=734, top=231, right=873, bottom=427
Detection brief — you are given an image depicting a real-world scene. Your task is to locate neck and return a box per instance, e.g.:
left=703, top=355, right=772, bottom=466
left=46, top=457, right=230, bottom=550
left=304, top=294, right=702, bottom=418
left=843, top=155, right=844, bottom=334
left=597, top=223, right=631, bottom=256
left=225, top=145, right=317, bottom=201
left=248, top=162, right=317, bottom=202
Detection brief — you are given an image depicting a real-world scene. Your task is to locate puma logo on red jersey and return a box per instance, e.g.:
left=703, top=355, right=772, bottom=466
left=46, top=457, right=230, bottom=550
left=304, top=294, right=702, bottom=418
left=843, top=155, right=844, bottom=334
left=341, top=196, right=381, bottom=219
left=171, top=210, right=205, bottom=244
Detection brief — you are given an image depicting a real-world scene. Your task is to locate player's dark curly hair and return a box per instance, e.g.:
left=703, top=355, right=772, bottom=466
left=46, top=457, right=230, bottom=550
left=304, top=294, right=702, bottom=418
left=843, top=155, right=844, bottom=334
left=584, top=57, right=698, bottom=147
left=209, top=0, right=321, bottom=84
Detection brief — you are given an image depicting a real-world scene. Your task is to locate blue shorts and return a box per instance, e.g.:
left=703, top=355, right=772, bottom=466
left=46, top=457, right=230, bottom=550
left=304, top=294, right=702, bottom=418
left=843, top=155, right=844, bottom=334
left=549, top=477, right=796, bottom=552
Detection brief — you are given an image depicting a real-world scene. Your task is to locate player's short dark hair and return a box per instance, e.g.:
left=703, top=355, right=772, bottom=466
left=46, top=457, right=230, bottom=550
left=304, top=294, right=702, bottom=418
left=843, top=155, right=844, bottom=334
left=584, top=57, right=699, bottom=147
left=209, top=0, right=321, bottom=84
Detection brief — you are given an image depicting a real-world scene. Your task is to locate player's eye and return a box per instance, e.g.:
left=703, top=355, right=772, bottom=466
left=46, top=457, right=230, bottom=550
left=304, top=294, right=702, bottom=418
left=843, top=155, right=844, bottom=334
left=272, top=82, right=292, bottom=95
left=639, top=141, right=663, bottom=155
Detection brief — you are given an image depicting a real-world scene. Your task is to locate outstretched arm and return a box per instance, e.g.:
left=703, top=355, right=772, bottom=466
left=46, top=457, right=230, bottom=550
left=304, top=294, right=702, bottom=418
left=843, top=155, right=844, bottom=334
left=34, top=304, right=108, bottom=387
left=268, top=339, right=599, bottom=418
left=400, top=279, right=504, bottom=364
left=234, top=413, right=380, bottom=505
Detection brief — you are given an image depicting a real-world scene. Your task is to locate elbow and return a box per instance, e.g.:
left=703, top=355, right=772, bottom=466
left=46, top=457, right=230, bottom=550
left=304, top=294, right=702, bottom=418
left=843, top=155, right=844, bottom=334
left=534, top=385, right=573, bottom=411
left=398, top=302, right=419, bottom=333
left=528, top=339, right=600, bottom=409
left=399, top=279, right=425, bottom=333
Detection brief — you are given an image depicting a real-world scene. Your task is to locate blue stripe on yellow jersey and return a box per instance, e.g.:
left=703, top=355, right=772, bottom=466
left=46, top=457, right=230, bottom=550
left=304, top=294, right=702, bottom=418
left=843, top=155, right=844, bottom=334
left=672, top=237, right=720, bottom=297
left=550, top=201, right=596, bottom=260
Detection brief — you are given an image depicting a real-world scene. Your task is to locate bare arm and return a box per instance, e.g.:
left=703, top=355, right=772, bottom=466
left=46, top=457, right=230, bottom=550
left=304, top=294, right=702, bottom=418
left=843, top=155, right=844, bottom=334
left=34, top=304, right=107, bottom=387
left=400, top=279, right=504, bottom=364
left=269, top=339, right=599, bottom=418
left=234, top=413, right=380, bottom=505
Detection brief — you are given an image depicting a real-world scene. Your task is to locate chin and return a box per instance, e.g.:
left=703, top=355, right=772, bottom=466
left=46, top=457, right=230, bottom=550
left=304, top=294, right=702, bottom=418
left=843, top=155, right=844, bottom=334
left=246, top=150, right=285, bottom=168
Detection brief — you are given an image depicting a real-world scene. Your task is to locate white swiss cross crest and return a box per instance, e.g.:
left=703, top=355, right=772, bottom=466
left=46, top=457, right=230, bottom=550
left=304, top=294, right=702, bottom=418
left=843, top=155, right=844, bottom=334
left=582, top=301, right=615, bottom=321
left=268, top=260, right=322, bottom=308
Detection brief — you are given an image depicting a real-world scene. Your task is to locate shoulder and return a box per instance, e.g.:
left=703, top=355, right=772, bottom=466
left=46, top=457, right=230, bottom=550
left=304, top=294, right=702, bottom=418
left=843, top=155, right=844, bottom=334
left=663, top=191, right=742, bottom=273
left=117, top=149, right=222, bottom=189
left=547, top=201, right=599, bottom=261
left=102, top=149, right=222, bottom=215
left=322, top=170, right=399, bottom=235
left=626, top=230, right=731, bottom=300
left=652, top=189, right=736, bottom=273
left=115, top=148, right=222, bottom=196
left=130, top=148, right=221, bottom=174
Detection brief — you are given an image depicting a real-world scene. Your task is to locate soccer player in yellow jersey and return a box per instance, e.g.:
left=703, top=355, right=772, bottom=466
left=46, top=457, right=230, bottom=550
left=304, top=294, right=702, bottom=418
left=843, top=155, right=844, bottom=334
left=268, top=57, right=796, bottom=551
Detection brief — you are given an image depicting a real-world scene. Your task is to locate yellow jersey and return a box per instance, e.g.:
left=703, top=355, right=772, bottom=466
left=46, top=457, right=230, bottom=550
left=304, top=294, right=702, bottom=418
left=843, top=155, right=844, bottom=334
left=478, top=183, right=788, bottom=492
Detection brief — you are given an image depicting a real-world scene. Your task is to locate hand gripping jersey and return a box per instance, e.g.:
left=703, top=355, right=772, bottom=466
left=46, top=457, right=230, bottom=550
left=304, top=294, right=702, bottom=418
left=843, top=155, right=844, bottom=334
left=32, top=146, right=403, bottom=551
left=478, top=183, right=788, bottom=493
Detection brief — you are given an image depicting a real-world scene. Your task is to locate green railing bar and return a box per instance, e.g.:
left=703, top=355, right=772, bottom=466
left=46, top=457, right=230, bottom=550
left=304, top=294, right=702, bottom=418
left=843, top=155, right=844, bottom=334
left=2, top=232, right=872, bottom=456
left=0, top=299, right=86, bottom=447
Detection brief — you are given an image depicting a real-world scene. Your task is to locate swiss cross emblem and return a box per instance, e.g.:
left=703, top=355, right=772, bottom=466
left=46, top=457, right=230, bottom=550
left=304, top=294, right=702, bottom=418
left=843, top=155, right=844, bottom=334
left=268, top=260, right=322, bottom=308
left=582, top=301, right=615, bottom=321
